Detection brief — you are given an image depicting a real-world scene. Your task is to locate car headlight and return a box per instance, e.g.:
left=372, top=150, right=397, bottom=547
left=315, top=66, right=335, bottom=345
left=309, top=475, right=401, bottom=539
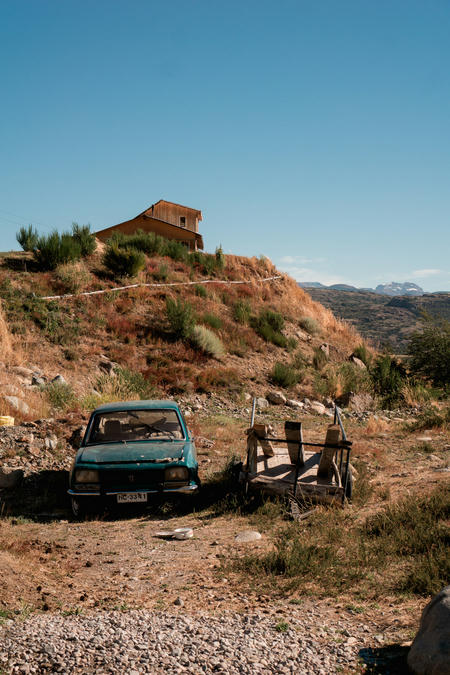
left=75, top=469, right=99, bottom=483
left=165, top=466, right=188, bottom=482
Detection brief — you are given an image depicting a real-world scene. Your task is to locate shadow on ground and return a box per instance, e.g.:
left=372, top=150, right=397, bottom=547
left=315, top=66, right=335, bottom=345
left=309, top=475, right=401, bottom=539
left=359, top=644, right=410, bottom=674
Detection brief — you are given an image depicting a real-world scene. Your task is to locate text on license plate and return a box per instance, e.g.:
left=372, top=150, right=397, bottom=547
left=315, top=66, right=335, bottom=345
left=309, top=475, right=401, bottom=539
left=117, top=492, right=148, bottom=504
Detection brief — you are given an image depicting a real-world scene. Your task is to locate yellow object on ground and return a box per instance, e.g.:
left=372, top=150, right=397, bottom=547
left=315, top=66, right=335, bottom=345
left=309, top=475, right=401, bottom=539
left=0, top=415, right=14, bottom=426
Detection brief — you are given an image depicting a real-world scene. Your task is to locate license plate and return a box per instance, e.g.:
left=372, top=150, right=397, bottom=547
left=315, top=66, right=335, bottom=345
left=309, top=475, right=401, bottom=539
left=117, top=492, right=148, bottom=504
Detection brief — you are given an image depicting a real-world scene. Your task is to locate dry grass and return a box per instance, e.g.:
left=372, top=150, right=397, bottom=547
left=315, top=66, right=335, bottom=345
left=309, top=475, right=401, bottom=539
left=365, top=416, right=391, bottom=436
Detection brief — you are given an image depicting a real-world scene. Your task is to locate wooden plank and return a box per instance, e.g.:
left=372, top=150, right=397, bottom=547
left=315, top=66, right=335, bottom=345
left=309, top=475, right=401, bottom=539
left=285, top=421, right=304, bottom=466
left=317, top=425, right=340, bottom=478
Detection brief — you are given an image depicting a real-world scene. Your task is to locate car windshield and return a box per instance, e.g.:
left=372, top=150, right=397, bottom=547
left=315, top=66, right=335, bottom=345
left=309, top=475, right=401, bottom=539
left=86, top=409, right=185, bottom=444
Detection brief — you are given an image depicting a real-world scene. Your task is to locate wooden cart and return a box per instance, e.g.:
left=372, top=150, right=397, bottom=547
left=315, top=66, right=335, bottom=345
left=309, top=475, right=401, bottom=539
left=241, top=400, right=353, bottom=505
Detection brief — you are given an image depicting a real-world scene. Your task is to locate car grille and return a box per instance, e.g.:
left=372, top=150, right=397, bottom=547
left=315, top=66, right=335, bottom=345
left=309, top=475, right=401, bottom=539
left=100, top=468, right=165, bottom=490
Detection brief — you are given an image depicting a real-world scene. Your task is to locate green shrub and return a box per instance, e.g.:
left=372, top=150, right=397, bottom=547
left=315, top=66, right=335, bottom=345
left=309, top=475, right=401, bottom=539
left=406, top=406, right=450, bottom=431
left=338, top=362, right=372, bottom=394
left=108, top=229, right=164, bottom=256
left=16, top=225, right=39, bottom=252
left=370, top=354, right=406, bottom=408
left=43, top=381, right=76, bottom=410
left=71, top=223, right=96, bottom=256
left=353, top=343, right=372, bottom=367
left=299, top=316, right=321, bottom=335
left=233, top=300, right=251, bottom=324
left=166, top=297, right=195, bottom=340
left=84, top=367, right=157, bottom=408
left=215, top=245, right=225, bottom=270
left=251, top=310, right=287, bottom=347
left=163, top=239, right=189, bottom=262
left=153, top=263, right=169, bottom=282
left=312, top=346, right=328, bottom=370
left=194, top=284, right=208, bottom=298
left=286, top=337, right=298, bottom=352
left=34, top=231, right=82, bottom=270
left=191, top=325, right=225, bottom=358
left=271, top=362, right=302, bottom=388
left=103, top=244, right=145, bottom=278
left=408, top=319, right=450, bottom=389
left=201, top=313, right=222, bottom=330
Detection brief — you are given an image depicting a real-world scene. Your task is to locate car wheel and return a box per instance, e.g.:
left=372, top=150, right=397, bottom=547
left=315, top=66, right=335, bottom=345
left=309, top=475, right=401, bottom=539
left=71, top=496, right=87, bottom=519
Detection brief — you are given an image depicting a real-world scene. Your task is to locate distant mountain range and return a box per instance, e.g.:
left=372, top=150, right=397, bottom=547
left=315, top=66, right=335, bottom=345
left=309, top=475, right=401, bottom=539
left=298, top=281, right=426, bottom=296
left=302, top=286, right=450, bottom=353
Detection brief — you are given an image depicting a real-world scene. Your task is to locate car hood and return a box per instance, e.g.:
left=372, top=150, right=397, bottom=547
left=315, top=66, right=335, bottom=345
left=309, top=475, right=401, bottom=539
left=78, top=441, right=189, bottom=465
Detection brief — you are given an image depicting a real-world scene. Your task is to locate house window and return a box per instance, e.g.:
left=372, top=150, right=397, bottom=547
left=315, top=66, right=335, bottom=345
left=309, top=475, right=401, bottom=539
left=179, top=216, right=186, bottom=227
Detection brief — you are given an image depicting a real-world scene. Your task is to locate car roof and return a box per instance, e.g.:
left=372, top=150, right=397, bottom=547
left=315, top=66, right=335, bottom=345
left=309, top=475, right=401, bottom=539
left=92, top=400, right=182, bottom=414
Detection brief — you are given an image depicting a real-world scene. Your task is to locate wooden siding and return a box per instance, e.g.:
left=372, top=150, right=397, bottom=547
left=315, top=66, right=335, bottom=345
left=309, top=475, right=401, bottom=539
left=147, top=201, right=201, bottom=233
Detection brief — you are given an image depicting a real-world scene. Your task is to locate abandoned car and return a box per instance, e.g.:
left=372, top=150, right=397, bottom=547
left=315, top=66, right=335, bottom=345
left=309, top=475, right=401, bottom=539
left=68, top=400, right=199, bottom=516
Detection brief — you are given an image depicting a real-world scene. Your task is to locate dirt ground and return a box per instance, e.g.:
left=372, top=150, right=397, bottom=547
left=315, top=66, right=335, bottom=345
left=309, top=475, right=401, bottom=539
left=0, top=411, right=448, bottom=649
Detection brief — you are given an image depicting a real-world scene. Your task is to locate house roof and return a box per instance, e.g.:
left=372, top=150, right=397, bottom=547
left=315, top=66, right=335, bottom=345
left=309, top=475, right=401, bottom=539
left=152, top=199, right=202, bottom=216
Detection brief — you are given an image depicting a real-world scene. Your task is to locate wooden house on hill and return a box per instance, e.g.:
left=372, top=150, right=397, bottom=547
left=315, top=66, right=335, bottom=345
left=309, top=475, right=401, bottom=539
left=96, top=200, right=204, bottom=251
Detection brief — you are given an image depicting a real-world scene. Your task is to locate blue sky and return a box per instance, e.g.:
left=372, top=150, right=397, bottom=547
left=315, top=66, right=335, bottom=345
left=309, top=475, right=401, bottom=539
left=1, top=0, right=449, bottom=291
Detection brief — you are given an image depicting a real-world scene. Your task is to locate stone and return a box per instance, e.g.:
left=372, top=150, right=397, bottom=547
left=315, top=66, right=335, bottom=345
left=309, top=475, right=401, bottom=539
left=174, top=597, right=184, bottom=606
left=319, top=343, right=330, bottom=357
left=408, top=585, right=450, bottom=675
left=310, top=401, right=326, bottom=415
left=243, top=392, right=252, bottom=402
left=350, top=356, right=367, bottom=370
left=417, top=436, right=433, bottom=443
left=286, top=399, right=304, bottom=409
left=99, top=356, right=119, bottom=375
left=266, top=391, right=287, bottom=405
left=32, top=375, right=46, bottom=387
left=235, top=531, right=262, bottom=543
left=45, top=437, right=58, bottom=451
left=0, top=468, right=23, bottom=488
left=10, top=366, right=34, bottom=378
left=255, top=397, right=269, bottom=410
left=51, top=375, right=67, bottom=385
left=68, top=426, right=86, bottom=449
left=3, top=396, right=30, bottom=415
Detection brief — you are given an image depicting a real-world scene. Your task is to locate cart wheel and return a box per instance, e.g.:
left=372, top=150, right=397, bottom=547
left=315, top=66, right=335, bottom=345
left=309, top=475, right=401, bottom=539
left=342, top=467, right=353, bottom=501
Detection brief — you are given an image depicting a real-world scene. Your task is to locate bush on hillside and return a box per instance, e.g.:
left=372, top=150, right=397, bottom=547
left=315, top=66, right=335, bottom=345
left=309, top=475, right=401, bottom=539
left=200, top=312, right=222, bottom=330
left=215, top=245, right=225, bottom=270
left=16, top=225, right=39, bottom=252
left=194, top=284, right=208, bottom=298
left=109, top=230, right=164, bottom=256
left=312, top=346, right=328, bottom=370
left=34, top=231, right=82, bottom=270
left=251, top=309, right=287, bottom=347
left=190, top=324, right=225, bottom=358
left=233, top=300, right=252, bottom=324
left=166, top=297, right=195, bottom=340
left=408, top=318, right=450, bottom=389
left=71, top=223, right=97, bottom=256
left=54, top=261, right=92, bottom=294
left=271, top=362, right=302, bottom=388
left=352, top=343, right=372, bottom=367
left=370, top=354, right=407, bottom=408
left=299, top=316, right=321, bottom=336
left=103, top=244, right=146, bottom=278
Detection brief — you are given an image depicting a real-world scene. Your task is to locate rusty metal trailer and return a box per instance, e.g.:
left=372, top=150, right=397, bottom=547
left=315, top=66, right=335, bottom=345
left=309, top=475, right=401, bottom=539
left=241, top=399, right=353, bottom=505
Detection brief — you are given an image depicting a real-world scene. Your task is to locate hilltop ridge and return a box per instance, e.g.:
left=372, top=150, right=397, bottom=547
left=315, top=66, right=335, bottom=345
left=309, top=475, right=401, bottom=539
left=0, top=246, right=362, bottom=421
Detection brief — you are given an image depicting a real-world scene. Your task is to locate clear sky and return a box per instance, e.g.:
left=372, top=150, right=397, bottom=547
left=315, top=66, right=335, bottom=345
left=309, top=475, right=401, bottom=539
left=1, top=0, right=449, bottom=291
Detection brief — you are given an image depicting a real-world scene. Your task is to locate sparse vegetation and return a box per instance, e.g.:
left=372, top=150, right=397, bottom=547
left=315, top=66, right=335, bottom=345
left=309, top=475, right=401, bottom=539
left=103, top=244, right=146, bottom=278
left=34, top=231, right=82, bottom=270
left=166, top=297, right=196, bottom=340
left=251, top=309, right=287, bottom=347
left=408, top=318, right=450, bottom=389
left=42, top=381, right=76, bottom=410
left=16, top=225, right=39, bottom=252
left=200, top=312, right=222, bottom=330
left=299, top=316, right=321, bottom=336
left=370, top=354, right=407, bottom=408
left=71, top=223, right=96, bottom=257
left=233, top=300, right=251, bottom=324
left=270, top=362, right=302, bottom=388
left=191, top=325, right=225, bottom=358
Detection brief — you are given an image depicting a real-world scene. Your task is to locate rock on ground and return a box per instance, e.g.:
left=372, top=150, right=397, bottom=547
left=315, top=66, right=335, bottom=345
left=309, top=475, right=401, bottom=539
left=408, top=585, right=450, bottom=675
left=0, top=609, right=369, bottom=674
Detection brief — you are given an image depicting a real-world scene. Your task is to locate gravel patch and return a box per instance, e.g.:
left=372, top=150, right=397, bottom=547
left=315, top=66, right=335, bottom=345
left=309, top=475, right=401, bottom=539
left=0, top=609, right=367, bottom=674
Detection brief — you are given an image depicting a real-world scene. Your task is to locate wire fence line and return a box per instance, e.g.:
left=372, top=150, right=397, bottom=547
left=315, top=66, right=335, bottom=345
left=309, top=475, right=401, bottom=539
left=40, top=275, right=283, bottom=301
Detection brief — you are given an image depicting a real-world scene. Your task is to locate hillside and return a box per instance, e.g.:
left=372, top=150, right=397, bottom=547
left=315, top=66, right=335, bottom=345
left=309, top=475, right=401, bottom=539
left=0, top=246, right=361, bottom=422
left=304, top=287, right=450, bottom=353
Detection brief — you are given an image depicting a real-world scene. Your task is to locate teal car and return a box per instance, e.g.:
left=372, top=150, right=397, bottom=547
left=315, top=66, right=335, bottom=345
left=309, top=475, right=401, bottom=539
left=68, top=400, right=199, bottom=517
